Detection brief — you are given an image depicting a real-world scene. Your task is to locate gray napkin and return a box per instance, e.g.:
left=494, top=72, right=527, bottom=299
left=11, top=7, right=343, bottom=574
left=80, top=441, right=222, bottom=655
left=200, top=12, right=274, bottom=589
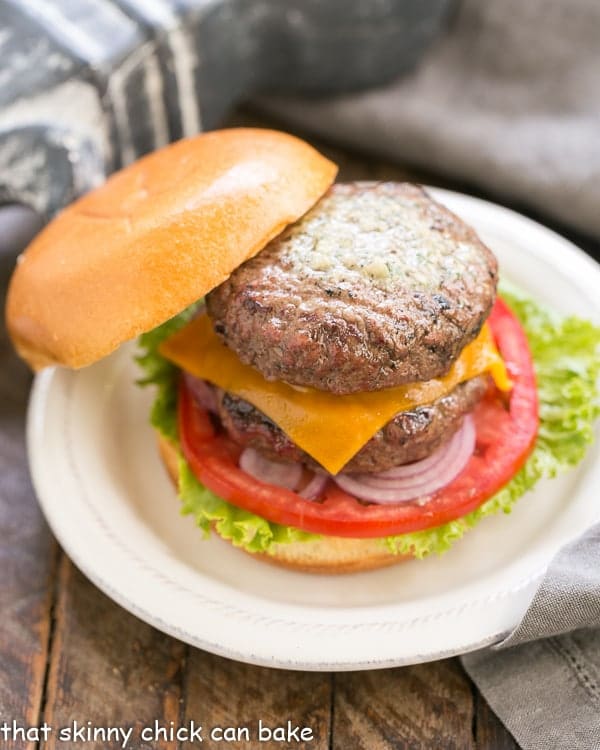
left=259, top=1, right=600, bottom=747
left=462, top=526, right=600, bottom=750
left=257, top=0, right=600, bottom=241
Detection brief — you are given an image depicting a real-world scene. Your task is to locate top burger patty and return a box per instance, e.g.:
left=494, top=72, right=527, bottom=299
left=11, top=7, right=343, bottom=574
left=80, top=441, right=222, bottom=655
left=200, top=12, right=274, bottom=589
left=206, top=182, right=498, bottom=394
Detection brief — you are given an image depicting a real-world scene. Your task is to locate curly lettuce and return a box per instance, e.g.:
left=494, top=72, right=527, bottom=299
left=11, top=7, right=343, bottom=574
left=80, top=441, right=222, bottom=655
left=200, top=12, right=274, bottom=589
left=178, top=457, right=316, bottom=552
left=137, top=283, right=600, bottom=558
left=136, top=303, right=200, bottom=441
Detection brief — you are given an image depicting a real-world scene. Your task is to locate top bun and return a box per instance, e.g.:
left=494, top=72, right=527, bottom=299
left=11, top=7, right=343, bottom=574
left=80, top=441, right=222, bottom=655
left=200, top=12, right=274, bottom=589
left=6, top=129, right=337, bottom=371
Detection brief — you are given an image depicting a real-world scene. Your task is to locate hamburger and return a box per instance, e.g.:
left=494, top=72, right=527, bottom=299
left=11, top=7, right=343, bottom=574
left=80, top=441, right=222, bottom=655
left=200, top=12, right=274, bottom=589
left=6, top=129, right=600, bottom=574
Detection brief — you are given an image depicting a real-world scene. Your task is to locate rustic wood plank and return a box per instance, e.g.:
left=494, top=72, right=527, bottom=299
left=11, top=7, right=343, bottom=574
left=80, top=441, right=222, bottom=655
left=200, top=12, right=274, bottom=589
left=180, top=649, right=331, bottom=749
left=40, top=556, right=187, bottom=750
left=473, top=690, right=519, bottom=749
left=0, top=256, right=57, bottom=750
left=332, top=658, right=475, bottom=750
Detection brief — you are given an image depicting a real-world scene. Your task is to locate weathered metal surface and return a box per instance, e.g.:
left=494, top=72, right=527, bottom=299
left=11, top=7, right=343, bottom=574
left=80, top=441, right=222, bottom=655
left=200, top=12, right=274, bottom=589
left=0, top=0, right=451, bottom=219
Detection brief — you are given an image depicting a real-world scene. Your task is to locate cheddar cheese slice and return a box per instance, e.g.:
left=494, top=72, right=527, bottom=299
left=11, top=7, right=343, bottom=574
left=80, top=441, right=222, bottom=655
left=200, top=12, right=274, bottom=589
left=160, top=314, right=510, bottom=474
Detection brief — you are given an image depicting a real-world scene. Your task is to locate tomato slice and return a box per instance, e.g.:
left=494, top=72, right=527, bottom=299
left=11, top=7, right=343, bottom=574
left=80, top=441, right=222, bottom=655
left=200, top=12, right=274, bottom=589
left=178, top=298, right=539, bottom=538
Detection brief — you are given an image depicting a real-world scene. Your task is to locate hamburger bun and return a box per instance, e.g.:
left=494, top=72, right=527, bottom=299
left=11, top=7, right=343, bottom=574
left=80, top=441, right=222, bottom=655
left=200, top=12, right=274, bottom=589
left=157, top=433, right=409, bottom=574
left=6, top=128, right=337, bottom=371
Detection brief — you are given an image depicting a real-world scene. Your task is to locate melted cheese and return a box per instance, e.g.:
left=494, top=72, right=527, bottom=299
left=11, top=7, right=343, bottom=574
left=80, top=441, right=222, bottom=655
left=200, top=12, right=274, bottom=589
left=161, top=314, right=511, bottom=474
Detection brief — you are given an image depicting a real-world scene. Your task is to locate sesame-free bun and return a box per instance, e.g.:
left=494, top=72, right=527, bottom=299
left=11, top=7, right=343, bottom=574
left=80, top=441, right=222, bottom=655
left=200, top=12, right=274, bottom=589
left=157, top=434, right=409, bottom=574
left=6, top=129, right=337, bottom=371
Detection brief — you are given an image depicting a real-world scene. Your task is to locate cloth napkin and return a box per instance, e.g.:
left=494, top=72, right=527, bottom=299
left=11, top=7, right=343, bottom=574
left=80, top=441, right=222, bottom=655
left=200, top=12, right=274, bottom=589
left=259, top=1, right=600, bottom=748
left=257, top=0, right=600, bottom=243
left=462, top=527, right=600, bottom=749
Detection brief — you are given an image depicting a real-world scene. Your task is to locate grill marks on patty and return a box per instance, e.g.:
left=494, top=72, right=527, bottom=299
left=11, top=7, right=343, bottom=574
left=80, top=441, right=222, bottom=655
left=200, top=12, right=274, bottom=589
left=206, top=182, right=498, bottom=394
left=215, top=376, right=489, bottom=474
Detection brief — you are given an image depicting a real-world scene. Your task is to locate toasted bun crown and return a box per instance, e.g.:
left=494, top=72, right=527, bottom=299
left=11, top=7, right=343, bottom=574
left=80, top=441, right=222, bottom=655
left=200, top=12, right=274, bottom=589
left=6, top=129, right=337, bottom=370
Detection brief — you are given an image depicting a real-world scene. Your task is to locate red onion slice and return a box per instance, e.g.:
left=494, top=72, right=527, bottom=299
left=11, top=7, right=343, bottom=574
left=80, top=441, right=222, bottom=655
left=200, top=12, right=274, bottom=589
left=184, top=373, right=218, bottom=413
left=334, top=416, right=476, bottom=504
left=373, top=439, right=453, bottom=479
left=346, top=428, right=466, bottom=491
left=299, top=474, right=328, bottom=500
left=239, top=447, right=303, bottom=491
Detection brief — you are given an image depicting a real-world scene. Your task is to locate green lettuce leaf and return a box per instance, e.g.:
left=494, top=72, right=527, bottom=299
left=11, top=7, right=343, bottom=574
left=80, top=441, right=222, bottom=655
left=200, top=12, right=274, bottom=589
left=136, top=304, right=200, bottom=441
left=178, top=456, right=316, bottom=553
left=137, top=284, right=600, bottom=558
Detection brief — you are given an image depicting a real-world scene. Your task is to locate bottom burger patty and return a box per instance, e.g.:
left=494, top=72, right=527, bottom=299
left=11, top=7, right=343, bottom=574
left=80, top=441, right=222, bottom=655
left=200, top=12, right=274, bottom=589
left=215, top=376, right=488, bottom=474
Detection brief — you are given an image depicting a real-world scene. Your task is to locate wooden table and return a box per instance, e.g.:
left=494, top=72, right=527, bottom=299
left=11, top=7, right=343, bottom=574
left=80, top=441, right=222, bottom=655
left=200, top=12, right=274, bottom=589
left=8, top=111, right=583, bottom=750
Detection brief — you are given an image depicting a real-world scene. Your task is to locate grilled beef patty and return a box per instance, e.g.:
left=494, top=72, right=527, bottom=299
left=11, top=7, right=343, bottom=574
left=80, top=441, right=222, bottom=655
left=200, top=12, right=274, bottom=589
left=206, top=182, right=498, bottom=394
left=215, top=375, right=488, bottom=474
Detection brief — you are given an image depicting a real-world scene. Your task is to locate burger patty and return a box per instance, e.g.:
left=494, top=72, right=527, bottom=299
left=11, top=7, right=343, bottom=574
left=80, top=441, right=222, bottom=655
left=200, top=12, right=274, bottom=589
left=216, top=375, right=489, bottom=474
left=206, top=182, right=498, bottom=394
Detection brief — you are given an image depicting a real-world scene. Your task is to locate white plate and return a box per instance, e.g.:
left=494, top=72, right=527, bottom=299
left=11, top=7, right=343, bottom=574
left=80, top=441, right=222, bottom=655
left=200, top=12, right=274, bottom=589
left=27, top=189, right=600, bottom=671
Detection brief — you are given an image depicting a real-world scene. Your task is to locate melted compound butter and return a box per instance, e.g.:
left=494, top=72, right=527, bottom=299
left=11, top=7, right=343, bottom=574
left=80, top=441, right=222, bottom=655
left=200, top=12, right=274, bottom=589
left=277, top=184, right=489, bottom=294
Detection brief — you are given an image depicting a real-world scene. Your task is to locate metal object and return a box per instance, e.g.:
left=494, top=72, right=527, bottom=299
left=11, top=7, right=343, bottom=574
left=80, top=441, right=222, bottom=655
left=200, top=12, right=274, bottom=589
left=0, top=0, right=451, bottom=219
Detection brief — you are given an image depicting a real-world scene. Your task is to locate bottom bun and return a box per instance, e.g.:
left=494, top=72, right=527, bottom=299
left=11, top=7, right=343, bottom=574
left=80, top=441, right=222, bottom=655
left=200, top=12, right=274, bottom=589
left=157, top=433, right=411, bottom=574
